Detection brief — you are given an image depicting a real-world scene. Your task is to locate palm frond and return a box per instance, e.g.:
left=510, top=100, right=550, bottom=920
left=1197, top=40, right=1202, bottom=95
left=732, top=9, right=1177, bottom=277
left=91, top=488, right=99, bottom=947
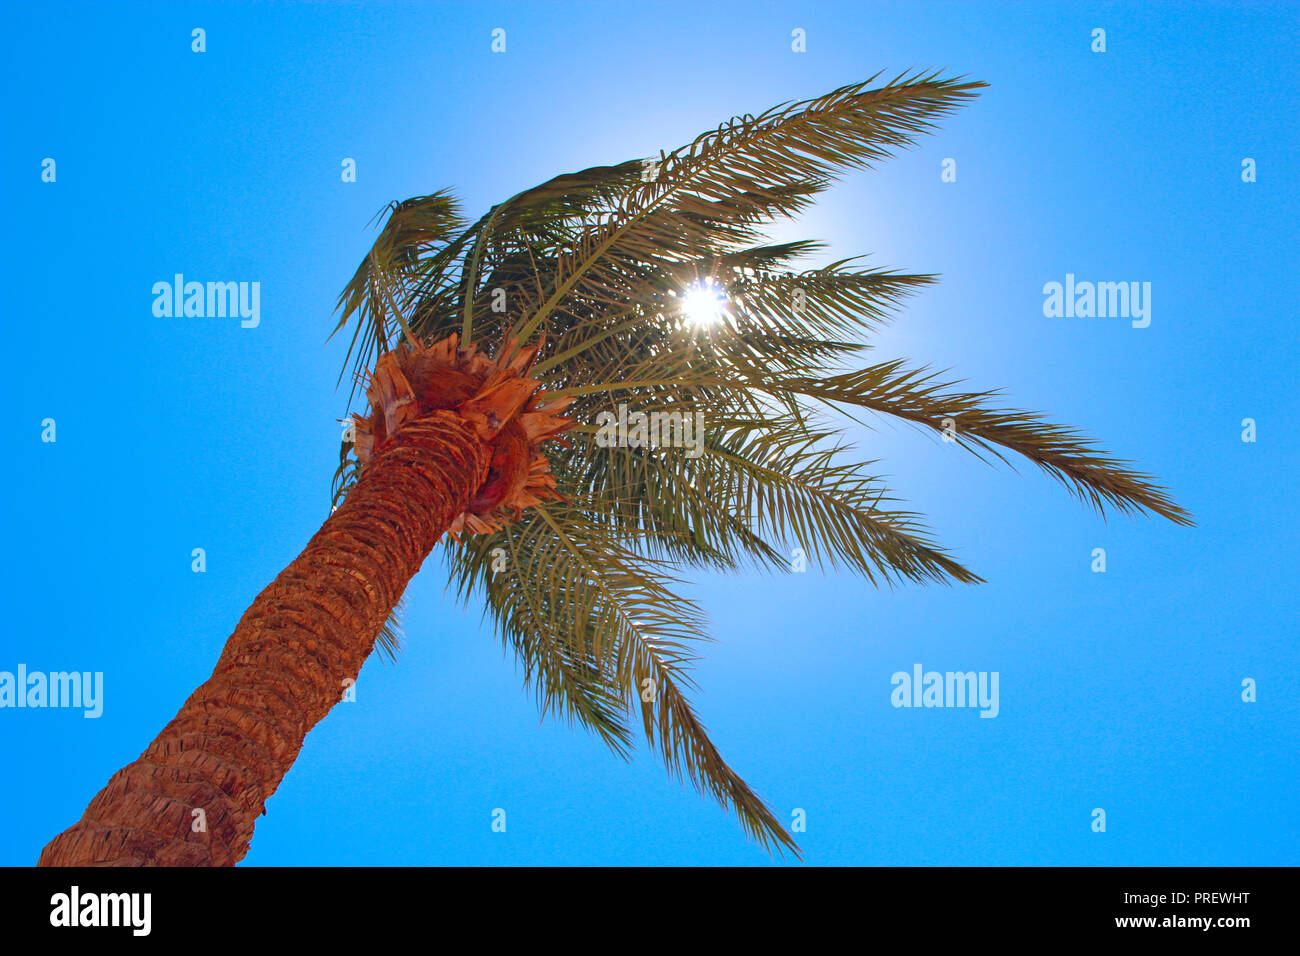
left=512, top=71, right=986, bottom=343
left=784, top=362, right=1195, bottom=525
left=445, top=504, right=800, bottom=856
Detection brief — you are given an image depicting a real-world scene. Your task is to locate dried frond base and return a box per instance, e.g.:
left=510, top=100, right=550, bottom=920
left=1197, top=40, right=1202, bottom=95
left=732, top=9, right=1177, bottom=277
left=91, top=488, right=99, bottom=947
left=351, top=333, right=572, bottom=538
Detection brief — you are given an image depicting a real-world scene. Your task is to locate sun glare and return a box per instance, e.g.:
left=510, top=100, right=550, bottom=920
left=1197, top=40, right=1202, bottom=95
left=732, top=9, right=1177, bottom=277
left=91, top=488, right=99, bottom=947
left=680, top=280, right=727, bottom=326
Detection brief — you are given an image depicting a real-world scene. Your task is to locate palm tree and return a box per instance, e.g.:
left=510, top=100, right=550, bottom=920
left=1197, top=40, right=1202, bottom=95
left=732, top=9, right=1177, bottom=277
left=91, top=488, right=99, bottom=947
left=38, top=72, right=1190, bottom=866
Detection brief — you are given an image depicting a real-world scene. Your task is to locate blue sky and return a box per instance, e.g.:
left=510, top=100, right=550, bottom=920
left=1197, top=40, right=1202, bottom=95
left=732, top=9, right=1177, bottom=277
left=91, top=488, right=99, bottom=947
left=1, top=0, right=1296, bottom=865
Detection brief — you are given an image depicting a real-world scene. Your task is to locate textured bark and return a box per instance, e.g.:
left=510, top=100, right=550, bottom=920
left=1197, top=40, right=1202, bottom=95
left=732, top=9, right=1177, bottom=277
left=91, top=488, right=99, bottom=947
left=38, top=410, right=490, bottom=866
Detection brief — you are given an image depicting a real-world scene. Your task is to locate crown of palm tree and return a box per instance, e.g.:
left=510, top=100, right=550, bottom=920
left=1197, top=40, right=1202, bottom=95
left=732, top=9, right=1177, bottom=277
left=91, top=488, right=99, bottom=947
left=329, top=72, right=1191, bottom=856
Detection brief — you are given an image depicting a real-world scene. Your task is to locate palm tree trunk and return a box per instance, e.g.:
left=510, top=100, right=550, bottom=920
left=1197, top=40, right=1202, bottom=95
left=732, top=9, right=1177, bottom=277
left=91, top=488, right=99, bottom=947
left=38, top=410, right=490, bottom=866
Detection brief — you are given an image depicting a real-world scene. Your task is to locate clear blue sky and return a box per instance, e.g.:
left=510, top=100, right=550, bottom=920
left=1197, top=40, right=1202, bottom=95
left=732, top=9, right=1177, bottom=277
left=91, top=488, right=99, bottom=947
left=2, top=0, right=1296, bottom=866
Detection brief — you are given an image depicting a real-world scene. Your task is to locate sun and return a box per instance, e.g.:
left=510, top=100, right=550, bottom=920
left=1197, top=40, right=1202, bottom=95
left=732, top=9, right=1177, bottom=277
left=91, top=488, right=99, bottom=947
left=680, top=279, right=728, bottom=326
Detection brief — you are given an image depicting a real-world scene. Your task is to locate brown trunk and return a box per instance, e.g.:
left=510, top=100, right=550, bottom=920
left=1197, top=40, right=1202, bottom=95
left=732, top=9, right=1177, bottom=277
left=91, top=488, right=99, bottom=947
left=38, top=410, right=490, bottom=866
